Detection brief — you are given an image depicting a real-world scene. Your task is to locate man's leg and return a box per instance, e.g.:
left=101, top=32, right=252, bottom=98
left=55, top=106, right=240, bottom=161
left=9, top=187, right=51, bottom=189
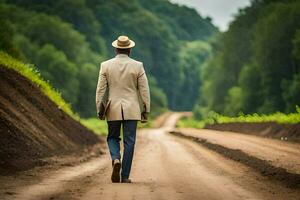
left=107, top=121, right=122, bottom=162
left=121, top=120, right=137, bottom=180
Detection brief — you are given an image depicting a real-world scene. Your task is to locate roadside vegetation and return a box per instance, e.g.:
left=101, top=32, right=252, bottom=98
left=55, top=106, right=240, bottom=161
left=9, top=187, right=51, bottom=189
left=178, top=107, right=300, bottom=129
left=81, top=116, right=155, bottom=136
left=80, top=118, right=107, bottom=135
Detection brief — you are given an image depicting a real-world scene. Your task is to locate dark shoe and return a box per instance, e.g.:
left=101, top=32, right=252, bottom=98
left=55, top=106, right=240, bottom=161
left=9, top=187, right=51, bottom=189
left=111, top=159, right=121, bottom=183
left=121, top=178, right=132, bottom=183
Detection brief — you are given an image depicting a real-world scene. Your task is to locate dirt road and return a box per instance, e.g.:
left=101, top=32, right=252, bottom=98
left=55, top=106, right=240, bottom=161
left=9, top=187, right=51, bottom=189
left=174, top=128, right=300, bottom=174
left=1, top=113, right=299, bottom=200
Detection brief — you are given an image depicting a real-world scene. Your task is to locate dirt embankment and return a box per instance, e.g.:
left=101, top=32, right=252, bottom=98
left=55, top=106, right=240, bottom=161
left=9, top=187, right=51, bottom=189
left=0, top=66, right=102, bottom=175
left=205, top=122, right=300, bottom=142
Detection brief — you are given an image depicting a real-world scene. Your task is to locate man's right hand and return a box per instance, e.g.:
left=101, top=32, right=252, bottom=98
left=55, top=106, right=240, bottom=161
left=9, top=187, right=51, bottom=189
left=98, top=112, right=104, bottom=120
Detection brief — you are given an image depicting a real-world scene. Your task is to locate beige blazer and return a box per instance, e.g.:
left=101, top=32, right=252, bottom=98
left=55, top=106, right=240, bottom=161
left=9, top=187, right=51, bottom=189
left=96, top=54, right=150, bottom=121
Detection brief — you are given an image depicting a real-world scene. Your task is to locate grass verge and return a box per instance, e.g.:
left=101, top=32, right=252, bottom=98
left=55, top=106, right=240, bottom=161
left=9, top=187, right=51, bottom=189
left=81, top=117, right=154, bottom=136
left=80, top=118, right=108, bottom=136
left=178, top=108, right=300, bottom=129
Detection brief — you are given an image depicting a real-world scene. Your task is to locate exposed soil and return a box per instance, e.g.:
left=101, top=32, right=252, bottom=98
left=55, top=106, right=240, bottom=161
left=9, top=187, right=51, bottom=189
left=205, top=122, right=300, bottom=142
left=0, top=66, right=103, bottom=175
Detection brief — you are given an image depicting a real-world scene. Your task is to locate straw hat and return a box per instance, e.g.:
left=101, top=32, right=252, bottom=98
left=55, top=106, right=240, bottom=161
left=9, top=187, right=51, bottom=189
left=112, top=35, right=135, bottom=49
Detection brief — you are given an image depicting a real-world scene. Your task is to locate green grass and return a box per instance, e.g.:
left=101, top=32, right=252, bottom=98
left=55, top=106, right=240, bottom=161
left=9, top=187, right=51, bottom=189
left=80, top=118, right=108, bottom=135
left=0, top=51, right=78, bottom=119
left=178, top=107, right=300, bottom=129
left=177, top=117, right=206, bottom=129
left=81, top=117, right=154, bottom=136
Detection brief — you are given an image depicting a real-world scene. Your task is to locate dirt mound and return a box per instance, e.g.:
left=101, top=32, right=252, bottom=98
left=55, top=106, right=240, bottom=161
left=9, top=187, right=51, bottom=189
left=0, top=66, right=101, bottom=175
left=205, top=122, right=300, bottom=142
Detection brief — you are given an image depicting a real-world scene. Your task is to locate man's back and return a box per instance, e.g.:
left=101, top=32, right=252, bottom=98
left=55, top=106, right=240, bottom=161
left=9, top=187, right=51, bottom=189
left=103, top=54, right=142, bottom=97
left=96, top=54, right=150, bottom=121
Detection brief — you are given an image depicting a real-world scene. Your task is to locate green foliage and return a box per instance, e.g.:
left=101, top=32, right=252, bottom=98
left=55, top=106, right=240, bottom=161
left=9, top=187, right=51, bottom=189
left=177, top=40, right=211, bottom=110
left=293, top=29, right=300, bottom=60
left=139, top=0, right=217, bottom=40
left=252, top=2, right=300, bottom=113
left=0, top=18, right=19, bottom=57
left=195, top=0, right=300, bottom=117
left=80, top=118, right=108, bottom=135
left=81, top=117, right=155, bottom=135
left=0, top=3, right=104, bottom=117
left=282, top=73, right=300, bottom=112
left=5, top=0, right=107, bottom=54
left=238, top=64, right=263, bottom=113
left=0, top=51, right=76, bottom=119
left=148, top=77, right=168, bottom=117
left=177, top=117, right=206, bottom=129
left=224, top=86, right=243, bottom=116
left=215, top=109, right=300, bottom=124
left=75, top=63, right=99, bottom=118
left=33, top=44, right=79, bottom=104
left=1, top=0, right=217, bottom=117
left=200, top=46, right=227, bottom=113
left=193, top=105, right=207, bottom=120
left=178, top=108, right=300, bottom=129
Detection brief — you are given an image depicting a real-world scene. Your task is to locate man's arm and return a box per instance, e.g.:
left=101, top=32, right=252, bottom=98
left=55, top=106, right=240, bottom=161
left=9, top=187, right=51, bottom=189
left=138, top=63, right=150, bottom=114
left=95, top=64, right=108, bottom=114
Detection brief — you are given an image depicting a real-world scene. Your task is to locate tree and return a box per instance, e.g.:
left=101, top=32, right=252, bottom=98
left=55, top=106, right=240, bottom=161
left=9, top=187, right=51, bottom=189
left=252, top=2, right=300, bottom=113
left=238, top=64, right=263, bottom=113
left=75, top=63, right=99, bottom=117
left=177, top=40, right=211, bottom=110
left=35, top=44, right=79, bottom=104
left=224, top=86, right=243, bottom=116
left=196, top=0, right=300, bottom=116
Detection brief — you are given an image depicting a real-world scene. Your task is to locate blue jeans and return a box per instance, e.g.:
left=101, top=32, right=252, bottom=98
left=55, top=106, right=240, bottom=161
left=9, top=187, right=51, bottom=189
left=107, top=120, right=137, bottom=179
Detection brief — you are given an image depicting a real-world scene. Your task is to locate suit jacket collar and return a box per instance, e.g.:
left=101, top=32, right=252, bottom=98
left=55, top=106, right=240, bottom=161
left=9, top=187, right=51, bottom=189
left=115, top=54, right=129, bottom=58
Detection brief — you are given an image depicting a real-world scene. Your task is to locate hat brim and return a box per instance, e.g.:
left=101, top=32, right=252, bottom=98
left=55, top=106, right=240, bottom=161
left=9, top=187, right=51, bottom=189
left=112, top=40, right=135, bottom=49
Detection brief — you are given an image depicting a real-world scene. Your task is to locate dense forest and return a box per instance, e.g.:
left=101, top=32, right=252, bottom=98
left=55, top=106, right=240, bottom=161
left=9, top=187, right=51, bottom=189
left=0, top=0, right=216, bottom=118
left=194, top=0, right=300, bottom=119
left=1, top=0, right=299, bottom=119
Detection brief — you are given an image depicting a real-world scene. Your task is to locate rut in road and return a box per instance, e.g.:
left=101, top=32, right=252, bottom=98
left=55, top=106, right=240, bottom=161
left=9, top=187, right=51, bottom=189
left=1, top=113, right=300, bottom=200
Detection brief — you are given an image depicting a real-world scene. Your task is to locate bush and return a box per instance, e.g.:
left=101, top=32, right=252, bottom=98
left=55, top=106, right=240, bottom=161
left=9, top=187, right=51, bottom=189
left=179, top=107, right=300, bottom=128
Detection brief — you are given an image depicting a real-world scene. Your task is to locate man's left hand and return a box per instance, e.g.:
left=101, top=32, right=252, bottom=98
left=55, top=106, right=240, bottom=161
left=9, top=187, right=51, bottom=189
left=141, top=112, right=148, bottom=123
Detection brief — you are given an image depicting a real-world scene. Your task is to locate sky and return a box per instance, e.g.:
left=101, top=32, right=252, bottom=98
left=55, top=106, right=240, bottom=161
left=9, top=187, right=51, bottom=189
left=170, top=0, right=251, bottom=31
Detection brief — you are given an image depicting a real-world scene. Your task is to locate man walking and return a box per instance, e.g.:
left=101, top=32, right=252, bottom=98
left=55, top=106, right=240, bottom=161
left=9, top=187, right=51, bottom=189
left=96, top=35, right=150, bottom=183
